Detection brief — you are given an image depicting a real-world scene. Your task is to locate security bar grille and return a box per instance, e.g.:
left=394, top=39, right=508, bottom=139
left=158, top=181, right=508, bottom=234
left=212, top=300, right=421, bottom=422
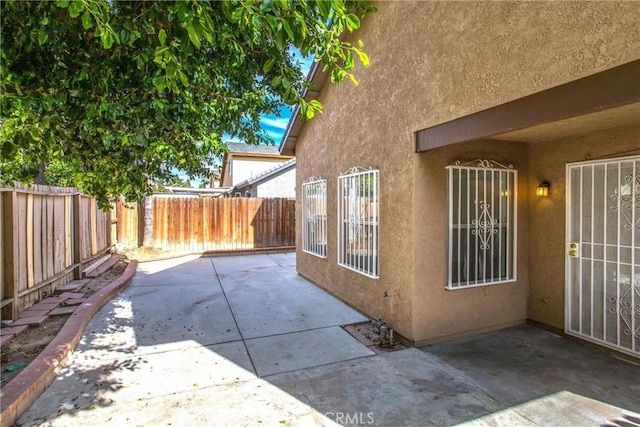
left=302, top=178, right=327, bottom=258
left=337, top=167, right=379, bottom=278
left=446, top=160, right=517, bottom=289
left=566, top=156, right=639, bottom=357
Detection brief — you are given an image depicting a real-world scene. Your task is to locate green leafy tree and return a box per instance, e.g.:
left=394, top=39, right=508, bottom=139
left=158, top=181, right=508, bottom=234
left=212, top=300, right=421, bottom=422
left=0, top=0, right=374, bottom=207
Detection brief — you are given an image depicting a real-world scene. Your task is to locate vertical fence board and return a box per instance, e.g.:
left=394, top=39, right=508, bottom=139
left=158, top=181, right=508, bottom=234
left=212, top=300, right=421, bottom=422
left=65, top=196, right=72, bottom=266
left=33, top=196, right=43, bottom=286
left=0, top=193, right=4, bottom=302
left=53, top=196, right=65, bottom=274
left=90, top=199, right=97, bottom=256
left=26, top=194, right=34, bottom=288
left=17, top=193, right=28, bottom=295
left=2, top=190, right=18, bottom=319
left=115, top=196, right=295, bottom=253
left=2, top=184, right=111, bottom=320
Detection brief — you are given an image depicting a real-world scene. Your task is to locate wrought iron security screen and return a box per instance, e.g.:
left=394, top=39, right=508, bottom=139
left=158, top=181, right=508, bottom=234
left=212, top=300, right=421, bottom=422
left=566, top=156, right=639, bottom=357
left=302, top=178, right=327, bottom=258
left=337, top=167, right=379, bottom=278
left=446, top=160, right=517, bottom=289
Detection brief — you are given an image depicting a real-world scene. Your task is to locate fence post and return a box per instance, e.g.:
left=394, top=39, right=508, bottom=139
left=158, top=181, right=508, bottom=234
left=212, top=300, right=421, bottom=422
left=2, top=189, right=19, bottom=320
left=116, top=198, right=123, bottom=246
left=73, top=194, right=85, bottom=279
left=142, top=196, right=153, bottom=247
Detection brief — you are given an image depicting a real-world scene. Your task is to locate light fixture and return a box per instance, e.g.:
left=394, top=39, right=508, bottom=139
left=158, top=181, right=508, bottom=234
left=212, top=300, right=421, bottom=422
left=535, top=181, right=550, bottom=197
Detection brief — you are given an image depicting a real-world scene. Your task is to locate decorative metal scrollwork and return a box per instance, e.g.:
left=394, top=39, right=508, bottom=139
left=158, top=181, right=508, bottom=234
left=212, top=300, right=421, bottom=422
left=471, top=201, right=499, bottom=249
left=454, top=159, right=514, bottom=169
left=339, top=166, right=376, bottom=176
left=608, top=273, right=640, bottom=339
left=303, top=176, right=324, bottom=183
left=609, top=166, right=640, bottom=231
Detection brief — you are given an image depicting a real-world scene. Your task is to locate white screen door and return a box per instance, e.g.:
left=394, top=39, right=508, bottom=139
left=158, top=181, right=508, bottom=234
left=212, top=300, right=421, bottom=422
left=566, top=156, right=639, bottom=357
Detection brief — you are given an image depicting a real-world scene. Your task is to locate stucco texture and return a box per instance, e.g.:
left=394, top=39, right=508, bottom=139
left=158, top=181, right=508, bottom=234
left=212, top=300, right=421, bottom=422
left=294, top=1, right=640, bottom=343
left=526, top=124, right=640, bottom=330
left=413, top=140, right=530, bottom=344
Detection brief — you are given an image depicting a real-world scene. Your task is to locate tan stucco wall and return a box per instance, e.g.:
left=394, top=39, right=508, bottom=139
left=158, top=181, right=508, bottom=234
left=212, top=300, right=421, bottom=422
left=413, top=140, right=530, bottom=344
left=294, top=57, right=417, bottom=339
left=294, top=1, right=640, bottom=342
left=527, top=124, right=640, bottom=330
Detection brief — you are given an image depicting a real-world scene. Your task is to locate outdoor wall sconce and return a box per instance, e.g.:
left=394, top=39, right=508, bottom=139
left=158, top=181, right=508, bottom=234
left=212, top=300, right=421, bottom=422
left=535, top=181, right=550, bottom=197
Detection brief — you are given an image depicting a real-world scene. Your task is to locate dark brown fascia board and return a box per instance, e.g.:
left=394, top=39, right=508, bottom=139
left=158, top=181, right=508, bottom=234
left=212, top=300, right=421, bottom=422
left=231, top=152, right=294, bottom=160
left=415, top=59, right=640, bottom=152
left=279, top=61, right=328, bottom=156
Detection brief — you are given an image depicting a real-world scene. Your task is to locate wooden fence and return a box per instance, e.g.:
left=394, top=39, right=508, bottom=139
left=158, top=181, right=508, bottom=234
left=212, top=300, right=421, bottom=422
left=116, top=196, right=296, bottom=252
left=1, top=184, right=112, bottom=320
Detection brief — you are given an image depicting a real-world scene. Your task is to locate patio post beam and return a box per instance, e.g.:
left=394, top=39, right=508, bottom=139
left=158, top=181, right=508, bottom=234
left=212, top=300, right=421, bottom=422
left=415, top=60, right=640, bottom=152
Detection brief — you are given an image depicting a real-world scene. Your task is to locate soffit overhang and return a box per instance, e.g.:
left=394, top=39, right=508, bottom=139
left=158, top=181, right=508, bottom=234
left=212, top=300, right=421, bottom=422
left=416, top=59, right=640, bottom=151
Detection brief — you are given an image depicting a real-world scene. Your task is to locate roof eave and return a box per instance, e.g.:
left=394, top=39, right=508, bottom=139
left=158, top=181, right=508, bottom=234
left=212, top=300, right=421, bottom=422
left=279, top=61, right=327, bottom=155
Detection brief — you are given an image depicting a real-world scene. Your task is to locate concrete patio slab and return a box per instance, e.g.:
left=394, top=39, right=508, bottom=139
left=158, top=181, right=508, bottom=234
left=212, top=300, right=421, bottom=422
left=246, top=326, right=375, bottom=377
left=270, top=348, right=503, bottom=426
left=13, top=253, right=640, bottom=427
left=217, top=262, right=367, bottom=339
left=268, top=252, right=297, bottom=272
left=422, top=324, right=640, bottom=412
left=17, top=375, right=339, bottom=427
left=134, top=255, right=217, bottom=286
left=459, top=391, right=638, bottom=427
left=211, top=253, right=279, bottom=277
left=75, top=283, right=241, bottom=359
left=208, top=340, right=256, bottom=376
left=19, top=342, right=258, bottom=422
left=124, top=283, right=240, bottom=348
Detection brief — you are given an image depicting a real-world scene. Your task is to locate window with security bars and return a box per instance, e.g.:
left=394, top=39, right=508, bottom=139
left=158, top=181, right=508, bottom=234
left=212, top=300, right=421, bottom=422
left=338, top=167, right=379, bottom=278
left=302, top=178, right=327, bottom=258
left=446, top=160, right=517, bottom=289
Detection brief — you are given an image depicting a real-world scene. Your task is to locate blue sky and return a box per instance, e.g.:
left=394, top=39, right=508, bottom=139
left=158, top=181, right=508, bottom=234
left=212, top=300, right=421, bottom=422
left=246, top=49, right=314, bottom=145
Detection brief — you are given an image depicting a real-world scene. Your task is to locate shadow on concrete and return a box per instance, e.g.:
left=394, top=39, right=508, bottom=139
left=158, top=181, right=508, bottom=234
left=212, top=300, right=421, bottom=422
left=15, top=253, right=640, bottom=427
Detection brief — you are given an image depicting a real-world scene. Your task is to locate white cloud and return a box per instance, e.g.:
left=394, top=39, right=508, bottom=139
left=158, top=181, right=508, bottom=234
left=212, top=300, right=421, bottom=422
left=265, top=128, right=284, bottom=140
left=260, top=116, right=289, bottom=130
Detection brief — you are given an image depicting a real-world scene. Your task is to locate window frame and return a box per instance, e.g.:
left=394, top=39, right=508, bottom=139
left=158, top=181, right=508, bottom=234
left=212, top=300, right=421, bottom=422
left=301, top=178, right=328, bottom=258
left=445, top=159, right=517, bottom=289
left=337, top=167, right=380, bottom=279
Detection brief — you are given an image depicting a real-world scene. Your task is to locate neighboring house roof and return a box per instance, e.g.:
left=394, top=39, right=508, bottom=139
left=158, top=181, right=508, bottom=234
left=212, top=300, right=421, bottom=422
left=160, top=186, right=228, bottom=197
left=225, top=142, right=281, bottom=156
left=221, top=142, right=293, bottom=182
left=228, top=158, right=296, bottom=194
left=279, top=62, right=326, bottom=156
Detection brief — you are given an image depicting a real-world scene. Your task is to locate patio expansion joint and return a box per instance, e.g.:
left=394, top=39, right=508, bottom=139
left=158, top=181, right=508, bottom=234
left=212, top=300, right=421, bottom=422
left=210, top=257, right=259, bottom=377
left=242, top=324, right=362, bottom=342
left=423, top=352, right=504, bottom=409
left=266, top=253, right=297, bottom=273
left=259, top=353, right=377, bottom=380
